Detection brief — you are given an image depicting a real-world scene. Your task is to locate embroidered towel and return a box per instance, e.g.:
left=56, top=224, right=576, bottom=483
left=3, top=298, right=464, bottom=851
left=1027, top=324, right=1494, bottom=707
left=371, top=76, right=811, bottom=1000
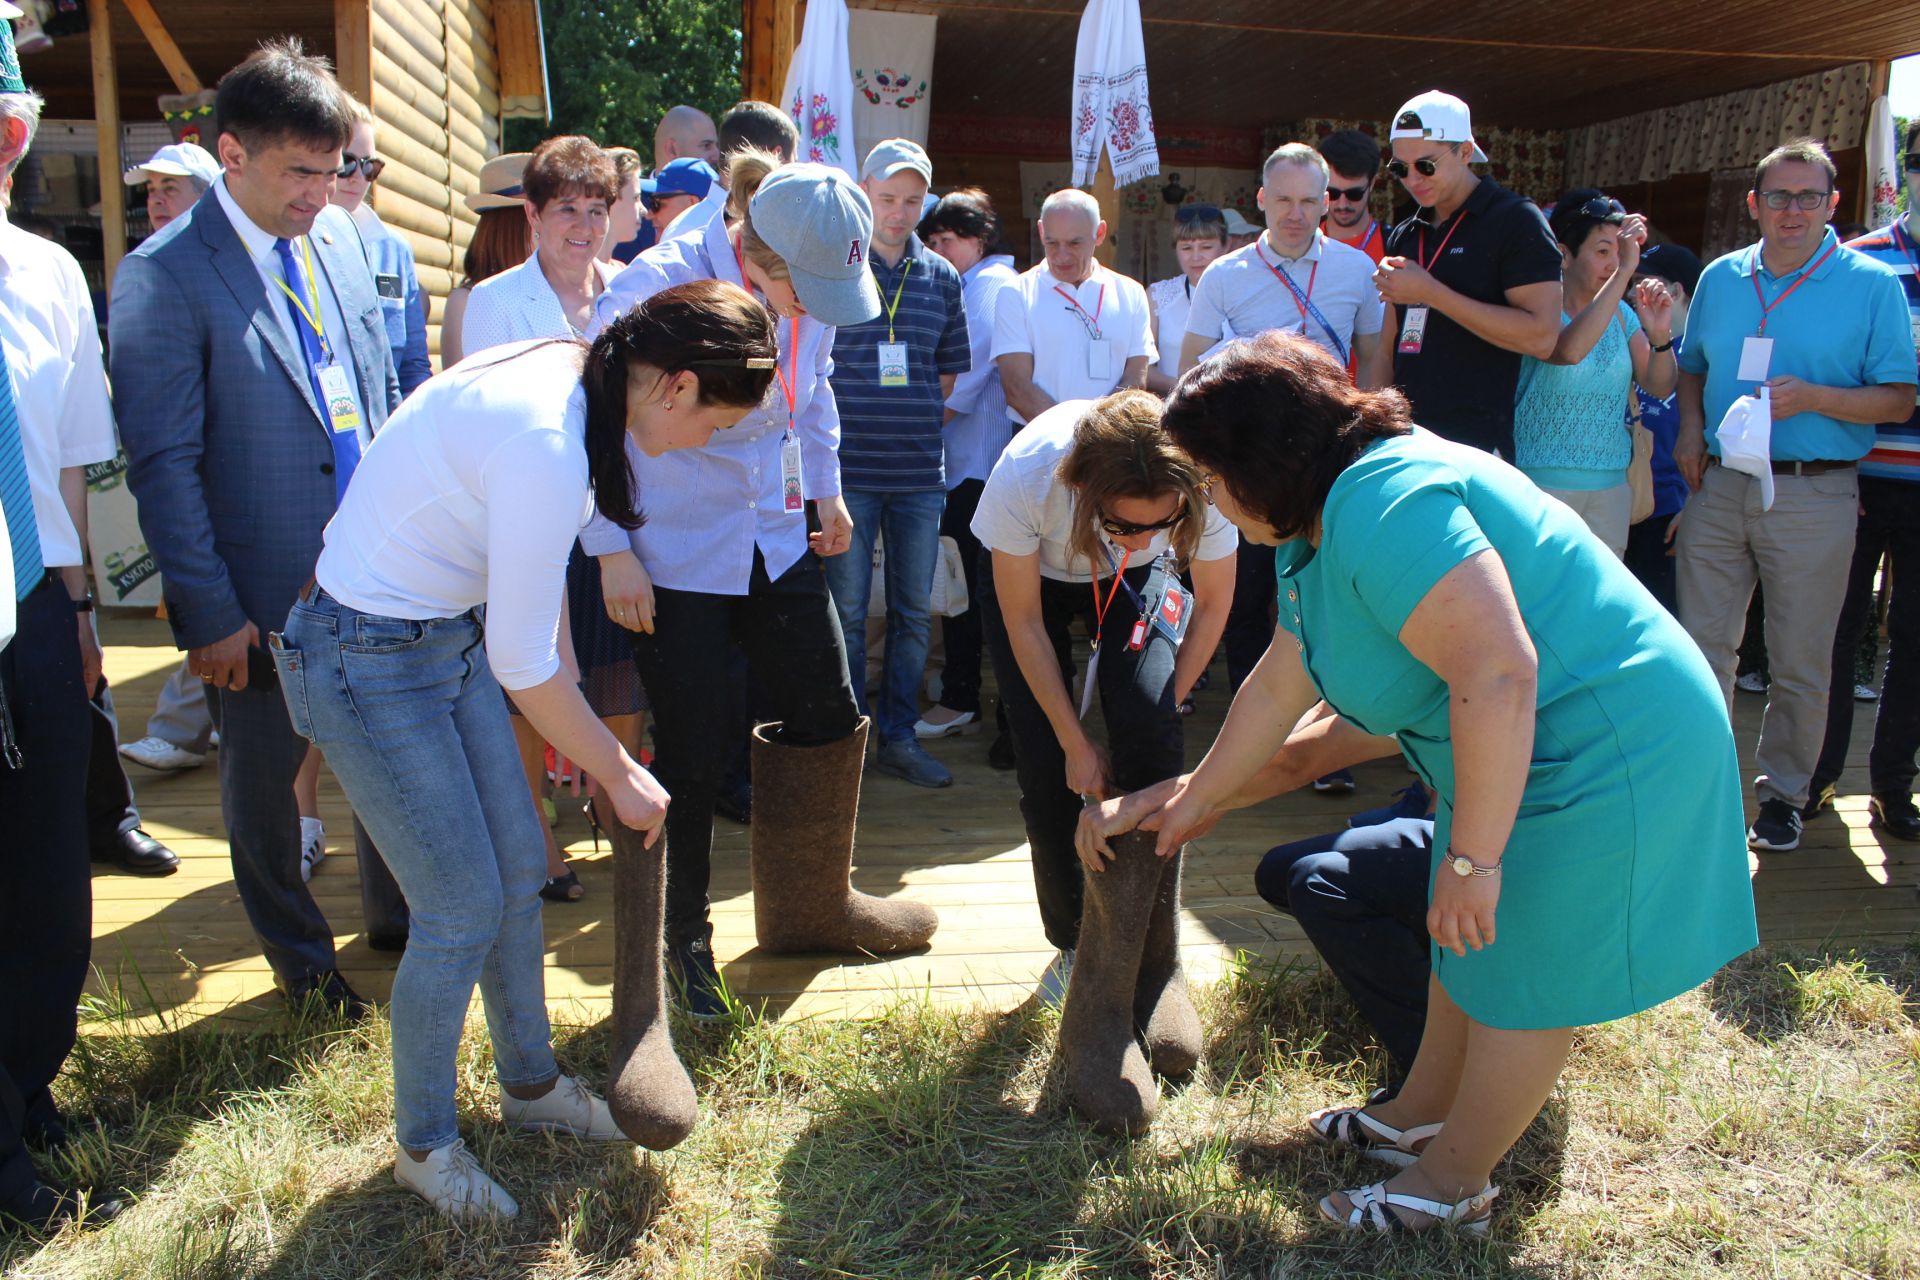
left=850, top=8, right=937, bottom=163
left=1069, top=0, right=1160, bottom=188
left=781, top=0, right=858, bottom=180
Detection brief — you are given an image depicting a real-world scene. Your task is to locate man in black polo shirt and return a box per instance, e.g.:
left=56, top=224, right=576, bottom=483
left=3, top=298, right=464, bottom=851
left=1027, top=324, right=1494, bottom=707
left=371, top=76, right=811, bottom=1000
left=1375, top=90, right=1563, bottom=457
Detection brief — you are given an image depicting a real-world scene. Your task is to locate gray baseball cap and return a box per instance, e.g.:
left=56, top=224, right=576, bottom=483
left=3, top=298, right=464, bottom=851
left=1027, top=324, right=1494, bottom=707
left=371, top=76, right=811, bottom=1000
left=861, top=138, right=932, bottom=185
left=749, top=163, right=882, bottom=327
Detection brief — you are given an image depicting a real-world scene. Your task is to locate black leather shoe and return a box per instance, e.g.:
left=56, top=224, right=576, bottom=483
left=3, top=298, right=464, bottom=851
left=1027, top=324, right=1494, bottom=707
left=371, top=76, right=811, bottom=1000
left=1802, top=781, right=1837, bottom=821
left=1870, top=793, right=1920, bottom=841
left=365, top=931, right=409, bottom=953
left=281, top=969, right=372, bottom=1021
left=91, top=828, right=180, bottom=876
left=987, top=732, right=1017, bottom=772
left=0, top=1180, right=122, bottom=1231
left=22, top=1091, right=68, bottom=1150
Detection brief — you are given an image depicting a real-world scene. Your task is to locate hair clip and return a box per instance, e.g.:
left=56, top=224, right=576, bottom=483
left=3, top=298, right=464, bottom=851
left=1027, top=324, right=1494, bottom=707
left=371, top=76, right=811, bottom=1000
left=744, top=356, right=776, bottom=368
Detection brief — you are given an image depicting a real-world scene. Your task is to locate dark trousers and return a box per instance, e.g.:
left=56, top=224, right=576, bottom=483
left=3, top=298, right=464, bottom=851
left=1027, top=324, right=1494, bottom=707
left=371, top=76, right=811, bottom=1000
left=939, top=478, right=989, bottom=715
left=1255, top=817, right=1434, bottom=1080
left=1623, top=511, right=1680, bottom=617
left=83, top=677, right=141, bottom=848
left=982, top=554, right=1184, bottom=950
left=1813, top=476, right=1920, bottom=797
left=1224, top=533, right=1276, bottom=693
left=0, top=580, right=93, bottom=1207
left=627, top=548, right=860, bottom=944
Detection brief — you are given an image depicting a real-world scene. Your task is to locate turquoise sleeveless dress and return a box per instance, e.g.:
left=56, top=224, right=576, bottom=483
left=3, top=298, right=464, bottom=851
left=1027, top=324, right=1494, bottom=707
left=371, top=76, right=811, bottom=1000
left=1272, top=429, right=1757, bottom=1028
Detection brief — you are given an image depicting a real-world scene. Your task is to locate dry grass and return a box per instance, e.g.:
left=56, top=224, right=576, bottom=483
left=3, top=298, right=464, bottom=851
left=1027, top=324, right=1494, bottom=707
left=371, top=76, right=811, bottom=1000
left=4, top=945, right=1917, bottom=1279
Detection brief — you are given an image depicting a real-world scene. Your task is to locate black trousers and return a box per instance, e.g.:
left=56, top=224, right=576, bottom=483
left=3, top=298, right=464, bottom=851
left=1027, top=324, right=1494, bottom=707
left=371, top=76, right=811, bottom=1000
left=1623, top=511, right=1680, bottom=617
left=938, top=478, right=988, bottom=715
left=981, top=554, right=1184, bottom=950
left=83, top=678, right=142, bottom=849
left=1223, top=533, right=1276, bottom=693
left=1255, top=817, right=1435, bottom=1080
left=627, top=548, right=860, bottom=944
left=0, top=580, right=93, bottom=1207
left=1813, top=476, right=1920, bottom=798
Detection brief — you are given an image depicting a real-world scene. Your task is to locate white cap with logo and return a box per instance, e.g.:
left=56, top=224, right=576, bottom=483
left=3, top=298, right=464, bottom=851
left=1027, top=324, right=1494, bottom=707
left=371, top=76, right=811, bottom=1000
left=1389, top=91, right=1489, bottom=164
left=749, top=163, right=883, bottom=327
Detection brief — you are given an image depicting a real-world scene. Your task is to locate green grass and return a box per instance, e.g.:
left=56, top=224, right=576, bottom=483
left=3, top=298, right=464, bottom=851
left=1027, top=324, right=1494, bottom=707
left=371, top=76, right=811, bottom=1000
left=5, top=946, right=1918, bottom=1279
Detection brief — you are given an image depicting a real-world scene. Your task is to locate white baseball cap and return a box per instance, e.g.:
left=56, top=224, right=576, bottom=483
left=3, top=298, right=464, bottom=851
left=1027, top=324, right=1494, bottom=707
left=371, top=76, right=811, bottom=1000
left=123, top=142, right=222, bottom=188
left=861, top=138, right=932, bottom=186
left=1389, top=91, right=1489, bottom=164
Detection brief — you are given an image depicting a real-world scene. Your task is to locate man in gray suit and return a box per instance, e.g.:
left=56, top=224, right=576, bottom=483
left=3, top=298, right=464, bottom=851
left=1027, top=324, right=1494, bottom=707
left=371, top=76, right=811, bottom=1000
left=112, top=38, right=402, bottom=1014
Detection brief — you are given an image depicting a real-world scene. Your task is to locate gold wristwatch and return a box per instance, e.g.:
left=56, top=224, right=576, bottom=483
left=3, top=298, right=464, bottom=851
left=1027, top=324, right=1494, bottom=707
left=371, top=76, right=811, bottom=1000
left=1448, top=850, right=1500, bottom=878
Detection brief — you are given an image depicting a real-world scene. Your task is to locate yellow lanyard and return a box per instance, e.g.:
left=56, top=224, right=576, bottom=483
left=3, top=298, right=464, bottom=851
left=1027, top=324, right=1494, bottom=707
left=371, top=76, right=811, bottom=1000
left=879, top=257, right=913, bottom=343
left=269, top=237, right=332, bottom=363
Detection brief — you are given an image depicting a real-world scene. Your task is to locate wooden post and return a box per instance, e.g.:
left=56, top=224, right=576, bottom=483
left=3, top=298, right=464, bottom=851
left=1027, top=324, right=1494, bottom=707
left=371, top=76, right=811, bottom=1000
left=334, top=0, right=374, bottom=104
left=1091, top=154, right=1118, bottom=267
left=117, top=0, right=201, bottom=94
left=87, top=0, right=125, bottom=285
left=742, top=0, right=796, bottom=105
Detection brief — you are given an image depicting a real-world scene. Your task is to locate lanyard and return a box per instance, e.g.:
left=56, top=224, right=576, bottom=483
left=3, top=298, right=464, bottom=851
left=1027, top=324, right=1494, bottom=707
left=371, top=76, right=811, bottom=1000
left=1254, top=239, right=1347, bottom=366
left=879, top=258, right=913, bottom=343
left=735, top=234, right=802, bottom=437
left=1418, top=211, right=1467, bottom=271
left=1090, top=546, right=1134, bottom=634
left=1895, top=219, right=1920, bottom=282
left=1749, top=239, right=1838, bottom=337
left=270, top=237, right=332, bottom=362
left=1053, top=279, right=1106, bottom=339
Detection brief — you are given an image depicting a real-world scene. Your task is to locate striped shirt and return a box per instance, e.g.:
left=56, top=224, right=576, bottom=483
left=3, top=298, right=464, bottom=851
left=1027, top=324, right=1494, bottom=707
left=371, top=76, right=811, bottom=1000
left=1846, top=220, right=1920, bottom=483
left=830, top=235, right=971, bottom=492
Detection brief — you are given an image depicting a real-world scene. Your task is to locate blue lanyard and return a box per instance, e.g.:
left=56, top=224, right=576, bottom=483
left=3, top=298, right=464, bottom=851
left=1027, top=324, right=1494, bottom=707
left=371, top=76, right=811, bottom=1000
left=1257, top=241, right=1348, bottom=366
left=1100, top=544, right=1151, bottom=612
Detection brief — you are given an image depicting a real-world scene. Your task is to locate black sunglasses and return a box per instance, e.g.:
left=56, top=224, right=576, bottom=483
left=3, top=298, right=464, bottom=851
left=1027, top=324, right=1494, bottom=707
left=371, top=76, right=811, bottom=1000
left=1905, top=152, right=1920, bottom=172
left=1574, top=196, right=1625, bottom=220
left=1327, top=184, right=1372, bottom=203
left=640, top=192, right=660, bottom=213
left=1100, top=510, right=1184, bottom=538
left=1174, top=204, right=1223, bottom=223
left=337, top=154, right=385, bottom=181
left=1386, top=155, right=1447, bottom=180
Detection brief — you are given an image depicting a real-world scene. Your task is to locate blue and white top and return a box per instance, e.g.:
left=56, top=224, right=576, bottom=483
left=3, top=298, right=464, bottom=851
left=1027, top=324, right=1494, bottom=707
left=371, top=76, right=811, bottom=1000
left=349, top=204, right=431, bottom=396
left=578, top=205, right=843, bottom=595
left=1846, top=220, right=1920, bottom=483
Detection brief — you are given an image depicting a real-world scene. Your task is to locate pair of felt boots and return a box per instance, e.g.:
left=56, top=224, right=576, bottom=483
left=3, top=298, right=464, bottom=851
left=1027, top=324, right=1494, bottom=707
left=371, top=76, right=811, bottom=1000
left=603, top=719, right=938, bottom=1148
left=1060, top=830, right=1204, bottom=1135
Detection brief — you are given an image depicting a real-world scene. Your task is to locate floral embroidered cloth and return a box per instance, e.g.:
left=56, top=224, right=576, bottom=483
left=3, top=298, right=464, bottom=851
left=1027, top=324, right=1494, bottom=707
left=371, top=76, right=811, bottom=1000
left=1070, top=0, right=1160, bottom=188
left=781, top=0, right=858, bottom=180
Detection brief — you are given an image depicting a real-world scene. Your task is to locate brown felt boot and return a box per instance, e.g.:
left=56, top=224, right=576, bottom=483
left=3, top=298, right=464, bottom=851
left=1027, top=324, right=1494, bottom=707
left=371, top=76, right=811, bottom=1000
left=1129, top=835, right=1203, bottom=1078
left=607, top=821, right=698, bottom=1150
left=1059, top=830, right=1163, bottom=1135
left=750, top=718, right=939, bottom=955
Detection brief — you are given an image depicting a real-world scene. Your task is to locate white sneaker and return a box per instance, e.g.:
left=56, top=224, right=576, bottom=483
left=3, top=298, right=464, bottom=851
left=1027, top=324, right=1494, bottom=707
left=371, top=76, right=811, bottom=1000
left=1855, top=683, right=1880, bottom=702
left=913, top=707, right=978, bottom=739
left=392, top=1139, right=518, bottom=1219
left=1037, top=949, right=1074, bottom=1010
left=500, top=1074, right=627, bottom=1141
left=117, top=735, right=206, bottom=772
left=299, top=817, right=326, bottom=883
left=1735, top=672, right=1768, bottom=694
left=209, top=730, right=221, bottom=749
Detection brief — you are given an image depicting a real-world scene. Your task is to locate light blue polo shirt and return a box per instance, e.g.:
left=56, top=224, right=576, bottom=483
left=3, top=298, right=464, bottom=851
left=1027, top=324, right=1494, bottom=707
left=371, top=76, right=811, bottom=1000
left=1678, top=227, right=1916, bottom=461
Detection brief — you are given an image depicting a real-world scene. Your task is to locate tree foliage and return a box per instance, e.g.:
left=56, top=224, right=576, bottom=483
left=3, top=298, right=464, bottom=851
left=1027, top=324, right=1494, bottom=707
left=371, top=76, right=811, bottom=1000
left=505, top=0, right=742, bottom=157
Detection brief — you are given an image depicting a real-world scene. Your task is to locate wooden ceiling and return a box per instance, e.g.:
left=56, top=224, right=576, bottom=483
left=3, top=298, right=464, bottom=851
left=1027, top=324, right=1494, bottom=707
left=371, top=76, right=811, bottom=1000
left=883, top=0, right=1920, bottom=130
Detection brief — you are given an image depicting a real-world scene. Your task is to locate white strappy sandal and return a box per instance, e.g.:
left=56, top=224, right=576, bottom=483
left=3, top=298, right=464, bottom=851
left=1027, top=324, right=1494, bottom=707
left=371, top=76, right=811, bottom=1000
left=1307, top=1104, right=1442, bottom=1167
left=1318, top=1180, right=1499, bottom=1235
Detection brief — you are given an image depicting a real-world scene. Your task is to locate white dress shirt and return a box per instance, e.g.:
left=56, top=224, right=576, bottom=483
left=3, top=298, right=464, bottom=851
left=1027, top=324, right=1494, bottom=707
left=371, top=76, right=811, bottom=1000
left=459, top=251, right=621, bottom=355
left=579, top=206, right=843, bottom=595
left=990, top=262, right=1155, bottom=423
left=943, top=253, right=1018, bottom=488
left=0, top=213, right=116, bottom=569
left=316, top=340, right=594, bottom=690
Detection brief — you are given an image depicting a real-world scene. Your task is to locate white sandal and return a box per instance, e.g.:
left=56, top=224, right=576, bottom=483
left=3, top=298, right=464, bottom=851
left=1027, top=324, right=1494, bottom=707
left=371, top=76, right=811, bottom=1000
left=1307, top=1104, right=1442, bottom=1167
left=1318, top=1179, right=1499, bottom=1235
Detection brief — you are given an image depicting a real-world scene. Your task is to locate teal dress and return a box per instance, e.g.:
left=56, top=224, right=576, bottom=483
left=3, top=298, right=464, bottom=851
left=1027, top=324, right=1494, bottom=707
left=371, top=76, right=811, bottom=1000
left=1274, top=429, right=1756, bottom=1028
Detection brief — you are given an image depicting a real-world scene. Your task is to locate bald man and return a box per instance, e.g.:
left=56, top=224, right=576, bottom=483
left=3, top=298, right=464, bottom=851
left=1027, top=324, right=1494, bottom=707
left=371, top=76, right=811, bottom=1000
left=654, top=105, right=719, bottom=171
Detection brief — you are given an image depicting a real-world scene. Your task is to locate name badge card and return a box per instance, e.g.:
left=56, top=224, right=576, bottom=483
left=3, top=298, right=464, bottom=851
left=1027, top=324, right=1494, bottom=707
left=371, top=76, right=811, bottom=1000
left=317, top=364, right=362, bottom=436
left=877, top=342, right=909, bottom=388
left=1738, top=336, right=1774, bottom=383
left=1398, top=306, right=1430, bottom=355
left=1086, top=338, right=1113, bottom=380
left=781, top=434, right=804, bottom=512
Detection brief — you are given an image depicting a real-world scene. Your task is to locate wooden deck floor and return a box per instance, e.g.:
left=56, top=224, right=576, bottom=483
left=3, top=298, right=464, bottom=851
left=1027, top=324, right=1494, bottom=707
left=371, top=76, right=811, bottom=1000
left=91, top=611, right=1920, bottom=1029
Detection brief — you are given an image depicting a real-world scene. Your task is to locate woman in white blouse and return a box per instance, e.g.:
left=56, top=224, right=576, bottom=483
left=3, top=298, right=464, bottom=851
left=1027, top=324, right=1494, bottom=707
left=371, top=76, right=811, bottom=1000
left=271, top=282, right=778, bottom=1220
left=1145, top=206, right=1228, bottom=394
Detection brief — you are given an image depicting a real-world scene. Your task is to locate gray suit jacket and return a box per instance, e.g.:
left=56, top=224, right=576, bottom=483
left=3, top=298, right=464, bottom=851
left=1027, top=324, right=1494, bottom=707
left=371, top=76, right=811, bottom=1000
left=110, top=191, right=401, bottom=650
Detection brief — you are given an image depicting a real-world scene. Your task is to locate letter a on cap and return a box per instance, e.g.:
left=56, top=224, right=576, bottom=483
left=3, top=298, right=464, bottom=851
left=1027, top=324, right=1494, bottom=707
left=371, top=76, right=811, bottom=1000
left=847, top=239, right=863, bottom=265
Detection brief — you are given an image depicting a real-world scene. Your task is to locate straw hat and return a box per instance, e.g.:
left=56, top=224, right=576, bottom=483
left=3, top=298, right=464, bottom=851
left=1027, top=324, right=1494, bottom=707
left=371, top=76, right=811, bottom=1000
left=466, top=153, right=532, bottom=212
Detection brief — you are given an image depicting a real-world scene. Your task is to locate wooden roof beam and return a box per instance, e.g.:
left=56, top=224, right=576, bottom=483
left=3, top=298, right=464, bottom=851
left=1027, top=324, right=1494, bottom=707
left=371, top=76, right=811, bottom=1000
left=117, top=0, right=203, bottom=94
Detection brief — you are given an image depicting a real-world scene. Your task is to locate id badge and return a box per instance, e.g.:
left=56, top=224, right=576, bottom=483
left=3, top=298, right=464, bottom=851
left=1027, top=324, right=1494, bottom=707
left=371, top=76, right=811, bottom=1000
left=780, top=433, right=804, bottom=512
left=1737, top=336, right=1774, bottom=383
left=877, top=341, right=909, bottom=388
left=1086, top=338, right=1113, bottom=381
left=317, top=363, right=362, bottom=435
left=1397, top=306, right=1429, bottom=355
left=1151, top=578, right=1190, bottom=646
left=374, top=272, right=404, bottom=300
left=1079, top=644, right=1100, bottom=720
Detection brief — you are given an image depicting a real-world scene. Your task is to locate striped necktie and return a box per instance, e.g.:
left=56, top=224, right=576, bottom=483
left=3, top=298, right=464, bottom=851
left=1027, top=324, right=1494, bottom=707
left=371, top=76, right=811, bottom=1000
left=0, top=338, right=40, bottom=603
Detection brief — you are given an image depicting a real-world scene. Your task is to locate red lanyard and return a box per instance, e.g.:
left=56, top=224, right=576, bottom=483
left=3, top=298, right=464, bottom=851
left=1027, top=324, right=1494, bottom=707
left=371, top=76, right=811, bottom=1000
left=1419, top=212, right=1467, bottom=271
left=736, top=233, right=802, bottom=436
left=1749, top=239, right=1838, bottom=336
left=1090, top=547, right=1131, bottom=632
left=1895, top=220, right=1920, bottom=280
left=1053, top=279, right=1106, bottom=337
left=1254, top=240, right=1319, bottom=323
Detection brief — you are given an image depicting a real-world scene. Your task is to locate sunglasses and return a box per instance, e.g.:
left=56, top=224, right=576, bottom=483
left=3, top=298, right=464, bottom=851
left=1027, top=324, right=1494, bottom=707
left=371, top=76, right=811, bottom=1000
left=641, top=192, right=660, bottom=213
left=1175, top=203, right=1223, bottom=223
left=337, top=154, right=385, bottom=181
left=1573, top=196, right=1625, bottom=221
left=1756, top=189, right=1833, bottom=211
left=1327, top=184, right=1372, bottom=203
left=1100, top=510, right=1185, bottom=538
left=1386, top=154, right=1448, bottom=181
left=1907, top=153, right=1920, bottom=172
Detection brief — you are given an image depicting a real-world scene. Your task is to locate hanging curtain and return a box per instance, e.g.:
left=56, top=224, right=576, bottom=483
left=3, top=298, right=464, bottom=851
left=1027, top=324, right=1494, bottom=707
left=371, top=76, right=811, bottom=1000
left=849, top=9, right=937, bottom=165
left=781, top=0, right=858, bottom=179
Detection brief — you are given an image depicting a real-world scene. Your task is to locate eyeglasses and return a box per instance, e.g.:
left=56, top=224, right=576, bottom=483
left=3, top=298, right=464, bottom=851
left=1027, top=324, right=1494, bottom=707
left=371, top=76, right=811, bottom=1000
left=1327, top=184, right=1372, bottom=203
left=1386, top=155, right=1447, bottom=181
left=337, top=154, right=385, bottom=181
left=1174, top=204, right=1223, bottom=224
left=1906, top=153, right=1920, bottom=172
left=1099, top=510, right=1184, bottom=538
left=1756, top=189, right=1833, bottom=211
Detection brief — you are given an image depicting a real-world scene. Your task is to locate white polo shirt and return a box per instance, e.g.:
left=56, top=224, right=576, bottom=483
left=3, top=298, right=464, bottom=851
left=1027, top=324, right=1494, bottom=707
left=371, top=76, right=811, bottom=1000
left=991, top=263, right=1155, bottom=423
left=1185, top=230, right=1382, bottom=362
left=0, top=214, right=117, bottom=570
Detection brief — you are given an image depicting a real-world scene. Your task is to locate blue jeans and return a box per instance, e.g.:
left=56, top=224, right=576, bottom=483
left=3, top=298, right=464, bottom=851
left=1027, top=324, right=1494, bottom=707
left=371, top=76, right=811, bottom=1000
left=821, top=488, right=946, bottom=743
left=275, top=589, right=557, bottom=1150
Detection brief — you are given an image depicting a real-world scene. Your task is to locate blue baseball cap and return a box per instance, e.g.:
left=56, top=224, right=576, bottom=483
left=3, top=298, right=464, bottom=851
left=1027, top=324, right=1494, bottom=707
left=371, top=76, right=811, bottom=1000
left=641, top=157, right=717, bottom=201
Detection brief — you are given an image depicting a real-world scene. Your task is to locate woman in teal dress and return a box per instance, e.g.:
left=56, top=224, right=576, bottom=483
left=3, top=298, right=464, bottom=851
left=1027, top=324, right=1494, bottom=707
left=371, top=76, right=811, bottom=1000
left=1112, top=332, right=1756, bottom=1233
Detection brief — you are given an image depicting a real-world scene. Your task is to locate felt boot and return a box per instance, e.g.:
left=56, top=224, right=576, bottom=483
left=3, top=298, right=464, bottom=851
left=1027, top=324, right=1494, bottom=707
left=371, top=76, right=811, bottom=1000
left=607, top=820, right=698, bottom=1150
left=1129, top=835, right=1202, bottom=1077
left=1059, top=829, right=1162, bottom=1135
left=750, top=718, right=939, bottom=954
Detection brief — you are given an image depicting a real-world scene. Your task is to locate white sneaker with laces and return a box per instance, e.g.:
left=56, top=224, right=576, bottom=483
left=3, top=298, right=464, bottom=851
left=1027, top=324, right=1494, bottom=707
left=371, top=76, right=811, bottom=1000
left=392, top=1139, right=518, bottom=1219
left=1856, top=683, right=1880, bottom=702
left=1735, top=672, right=1768, bottom=694
left=117, top=735, right=206, bottom=772
left=299, top=817, right=326, bottom=883
left=499, top=1074, right=627, bottom=1141
left=1037, top=949, right=1074, bottom=1010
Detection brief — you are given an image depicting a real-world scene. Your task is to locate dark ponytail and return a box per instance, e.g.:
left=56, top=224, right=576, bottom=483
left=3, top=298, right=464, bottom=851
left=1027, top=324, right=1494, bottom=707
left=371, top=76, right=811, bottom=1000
left=581, top=279, right=779, bottom=528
